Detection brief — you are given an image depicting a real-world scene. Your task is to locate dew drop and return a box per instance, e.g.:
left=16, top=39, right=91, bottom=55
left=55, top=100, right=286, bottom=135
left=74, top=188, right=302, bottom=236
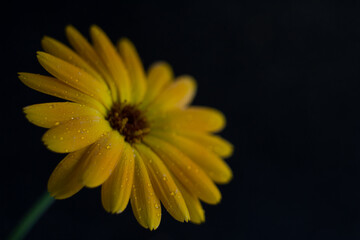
left=59, top=137, right=64, bottom=141
left=106, top=145, right=111, bottom=149
left=54, top=121, right=60, bottom=126
left=170, top=191, right=175, bottom=196
left=154, top=203, right=160, bottom=209
left=49, top=105, right=54, bottom=109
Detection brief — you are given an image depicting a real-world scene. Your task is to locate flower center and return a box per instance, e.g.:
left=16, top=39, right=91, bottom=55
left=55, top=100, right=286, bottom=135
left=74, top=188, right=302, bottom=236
left=106, top=103, right=150, bottom=144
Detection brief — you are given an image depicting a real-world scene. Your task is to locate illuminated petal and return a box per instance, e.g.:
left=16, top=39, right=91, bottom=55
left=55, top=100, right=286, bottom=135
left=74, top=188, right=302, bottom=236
left=147, top=76, right=196, bottom=114
left=102, top=143, right=135, bottom=214
left=151, top=131, right=232, bottom=184
left=118, top=38, right=147, bottom=103
left=37, top=51, right=112, bottom=108
left=42, top=116, right=111, bottom=153
left=65, top=25, right=118, bottom=102
left=150, top=106, right=225, bottom=133
left=79, top=131, right=124, bottom=188
left=23, top=102, right=103, bottom=128
left=135, top=144, right=190, bottom=222
left=174, top=178, right=205, bottom=224
left=90, top=25, right=132, bottom=103
left=144, top=135, right=221, bottom=204
left=18, top=73, right=107, bottom=115
left=41, top=36, right=104, bottom=82
left=130, top=150, right=161, bottom=230
left=141, top=62, right=173, bottom=108
left=48, top=148, right=87, bottom=199
left=180, top=131, right=233, bottom=158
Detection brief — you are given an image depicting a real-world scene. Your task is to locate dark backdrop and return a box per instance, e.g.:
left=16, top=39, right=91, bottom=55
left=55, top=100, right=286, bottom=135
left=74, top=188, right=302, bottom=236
left=2, top=1, right=360, bottom=239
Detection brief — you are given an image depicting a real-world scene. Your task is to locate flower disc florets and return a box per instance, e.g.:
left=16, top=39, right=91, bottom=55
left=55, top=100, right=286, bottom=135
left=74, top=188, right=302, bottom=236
left=107, top=103, right=150, bottom=144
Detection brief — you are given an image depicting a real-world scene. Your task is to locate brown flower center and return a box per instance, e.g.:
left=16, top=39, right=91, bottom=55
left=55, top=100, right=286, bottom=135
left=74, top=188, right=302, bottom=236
left=107, top=103, right=150, bottom=144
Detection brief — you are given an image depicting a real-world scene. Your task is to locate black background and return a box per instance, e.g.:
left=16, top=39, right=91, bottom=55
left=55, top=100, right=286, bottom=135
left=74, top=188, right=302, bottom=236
left=2, top=1, right=360, bottom=239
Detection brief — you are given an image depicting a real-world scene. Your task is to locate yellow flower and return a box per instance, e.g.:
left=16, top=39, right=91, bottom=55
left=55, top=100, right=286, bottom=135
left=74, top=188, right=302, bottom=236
left=19, top=25, right=233, bottom=230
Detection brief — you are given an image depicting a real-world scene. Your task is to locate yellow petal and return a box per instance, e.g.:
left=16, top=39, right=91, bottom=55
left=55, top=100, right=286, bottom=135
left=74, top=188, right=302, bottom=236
left=150, top=106, right=225, bottom=133
left=65, top=25, right=118, bottom=102
left=147, top=75, right=196, bottom=114
left=23, top=102, right=103, bottom=128
left=118, top=38, right=147, bottom=104
left=79, top=131, right=124, bottom=188
left=90, top=25, right=132, bottom=103
left=130, top=149, right=161, bottom=230
left=18, top=73, right=107, bottom=115
left=141, top=61, right=173, bottom=109
left=101, top=143, right=135, bottom=213
left=48, top=148, right=87, bottom=199
left=151, top=131, right=232, bottom=184
left=42, top=115, right=111, bottom=153
left=135, top=143, right=190, bottom=222
left=174, top=178, right=205, bottom=224
left=180, top=131, right=233, bottom=158
left=37, top=51, right=112, bottom=108
left=144, top=135, right=221, bottom=204
left=41, top=36, right=104, bottom=82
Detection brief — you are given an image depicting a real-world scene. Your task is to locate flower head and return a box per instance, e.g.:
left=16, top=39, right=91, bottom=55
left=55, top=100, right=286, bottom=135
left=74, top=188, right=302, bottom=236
left=19, top=25, right=233, bottom=230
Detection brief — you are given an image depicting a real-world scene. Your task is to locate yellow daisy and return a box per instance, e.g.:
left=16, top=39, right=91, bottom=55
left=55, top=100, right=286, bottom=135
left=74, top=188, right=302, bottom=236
left=19, top=25, right=233, bottom=230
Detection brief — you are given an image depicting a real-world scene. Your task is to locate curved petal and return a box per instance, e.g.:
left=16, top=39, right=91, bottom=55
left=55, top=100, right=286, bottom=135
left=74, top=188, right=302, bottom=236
left=48, top=148, right=87, bottom=199
left=37, top=51, right=112, bottom=109
left=23, top=102, right=103, bottom=128
left=147, top=76, right=196, bottom=114
left=41, top=36, right=104, bottom=82
left=65, top=25, right=118, bottom=102
left=135, top=143, right=190, bottom=222
left=141, top=62, right=173, bottom=108
left=144, top=135, right=221, bottom=204
left=102, top=143, right=135, bottom=214
left=90, top=25, right=132, bottom=103
left=150, top=106, right=225, bottom=133
left=130, top=149, right=161, bottom=230
left=118, top=38, right=147, bottom=103
left=42, top=115, right=111, bottom=153
left=174, top=178, right=205, bottom=224
left=180, top=131, right=233, bottom=158
left=151, top=131, right=232, bottom=184
left=79, top=131, right=124, bottom=188
left=18, top=73, right=107, bottom=115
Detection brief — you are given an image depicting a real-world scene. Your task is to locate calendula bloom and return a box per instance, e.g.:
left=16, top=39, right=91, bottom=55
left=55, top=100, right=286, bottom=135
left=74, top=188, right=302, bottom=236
left=19, top=25, right=233, bottom=230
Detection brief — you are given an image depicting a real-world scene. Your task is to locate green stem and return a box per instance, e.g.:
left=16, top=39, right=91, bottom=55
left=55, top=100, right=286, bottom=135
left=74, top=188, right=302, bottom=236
left=8, top=191, right=55, bottom=240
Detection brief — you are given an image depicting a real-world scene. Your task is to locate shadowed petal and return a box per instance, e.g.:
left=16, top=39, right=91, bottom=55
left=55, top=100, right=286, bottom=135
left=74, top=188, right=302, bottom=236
left=135, top=143, right=190, bottom=222
left=130, top=149, right=161, bottom=230
left=48, top=148, right=87, bottom=199
left=79, top=131, right=125, bottom=188
left=151, top=131, right=232, bottom=184
left=102, top=143, right=135, bottom=214
left=144, top=135, right=221, bottom=204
